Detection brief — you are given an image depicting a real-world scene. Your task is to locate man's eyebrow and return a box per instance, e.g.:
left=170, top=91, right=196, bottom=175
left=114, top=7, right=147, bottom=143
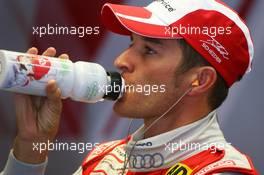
left=130, top=35, right=163, bottom=45
left=142, top=37, right=163, bottom=45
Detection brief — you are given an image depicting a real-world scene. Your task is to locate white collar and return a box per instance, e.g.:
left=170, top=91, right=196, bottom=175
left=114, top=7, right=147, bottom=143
left=125, top=110, right=227, bottom=172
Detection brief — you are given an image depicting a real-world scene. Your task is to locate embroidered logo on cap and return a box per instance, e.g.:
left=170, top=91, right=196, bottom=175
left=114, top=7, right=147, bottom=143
left=155, top=0, right=176, bottom=12
left=200, top=35, right=229, bottom=63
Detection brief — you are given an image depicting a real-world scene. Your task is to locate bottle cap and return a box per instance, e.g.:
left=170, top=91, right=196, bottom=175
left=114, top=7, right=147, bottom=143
left=104, top=71, right=124, bottom=100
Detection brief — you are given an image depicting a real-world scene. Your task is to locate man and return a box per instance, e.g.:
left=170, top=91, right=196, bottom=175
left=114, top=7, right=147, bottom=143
left=1, top=0, right=258, bottom=175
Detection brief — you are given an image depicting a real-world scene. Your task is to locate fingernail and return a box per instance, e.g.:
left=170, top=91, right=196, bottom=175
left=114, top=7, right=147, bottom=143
left=48, top=47, right=55, bottom=50
left=49, top=79, right=57, bottom=87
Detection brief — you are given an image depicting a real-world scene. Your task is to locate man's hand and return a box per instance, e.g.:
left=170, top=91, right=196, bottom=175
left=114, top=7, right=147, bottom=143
left=12, top=47, right=69, bottom=164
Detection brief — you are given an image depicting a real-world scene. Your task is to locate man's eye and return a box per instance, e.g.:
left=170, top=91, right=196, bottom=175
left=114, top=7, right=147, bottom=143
left=145, top=46, right=157, bottom=55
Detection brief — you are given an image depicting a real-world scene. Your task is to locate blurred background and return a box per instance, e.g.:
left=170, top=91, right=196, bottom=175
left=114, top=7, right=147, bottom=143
left=0, top=0, right=263, bottom=174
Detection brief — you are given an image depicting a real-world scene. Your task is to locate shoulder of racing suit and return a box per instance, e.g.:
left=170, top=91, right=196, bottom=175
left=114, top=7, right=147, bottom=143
left=81, top=139, right=258, bottom=175
left=186, top=143, right=258, bottom=175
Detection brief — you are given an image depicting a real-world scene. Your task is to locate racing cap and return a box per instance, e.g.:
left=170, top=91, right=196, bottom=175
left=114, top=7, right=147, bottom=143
left=101, top=0, right=254, bottom=87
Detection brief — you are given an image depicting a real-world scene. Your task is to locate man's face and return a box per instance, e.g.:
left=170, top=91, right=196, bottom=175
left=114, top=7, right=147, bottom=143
left=113, top=34, right=189, bottom=119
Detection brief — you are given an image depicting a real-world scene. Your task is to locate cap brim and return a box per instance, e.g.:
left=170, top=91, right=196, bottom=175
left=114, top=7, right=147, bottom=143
left=101, top=3, right=180, bottom=38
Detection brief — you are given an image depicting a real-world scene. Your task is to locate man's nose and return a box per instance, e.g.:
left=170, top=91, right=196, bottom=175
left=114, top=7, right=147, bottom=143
left=114, top=50, right=134, bottom=73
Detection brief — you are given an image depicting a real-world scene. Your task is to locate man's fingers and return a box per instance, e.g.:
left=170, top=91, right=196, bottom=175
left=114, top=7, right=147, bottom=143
left=58, top=54, right=69, bottom=60
left=45, top=80, right=62, bottom=119
left=31, top=96, right=45, bottom=110
left=42, top=47, right=56, bottom=57
left=46, top=80, right=61, bottom=102
left=27, top=47, right=38, bottom=55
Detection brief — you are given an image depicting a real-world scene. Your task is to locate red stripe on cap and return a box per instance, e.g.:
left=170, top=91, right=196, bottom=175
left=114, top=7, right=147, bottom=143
left=102, top=4, right=179, bottom=38
left=102, top=3, right=155, bottom=36
left=104, top=3, right=151, bottom=18
left=118, top=16, right=171, bottom=38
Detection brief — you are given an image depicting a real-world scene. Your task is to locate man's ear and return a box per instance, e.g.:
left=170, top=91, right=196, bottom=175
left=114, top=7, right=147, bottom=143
left=189, top=66, right=217, bottom=95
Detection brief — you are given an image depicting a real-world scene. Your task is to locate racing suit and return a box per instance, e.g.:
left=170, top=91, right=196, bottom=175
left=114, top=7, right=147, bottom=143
left=1, top=111, right=258, bottom=175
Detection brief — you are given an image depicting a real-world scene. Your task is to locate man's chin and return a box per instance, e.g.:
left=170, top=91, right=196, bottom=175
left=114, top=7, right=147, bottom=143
left=113, top=99, right=140, bottom=118
left=113, top=99, right=127, bottom=116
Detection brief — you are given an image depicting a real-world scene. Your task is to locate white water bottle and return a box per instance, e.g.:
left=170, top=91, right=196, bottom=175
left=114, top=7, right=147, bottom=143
left=0, top=50, right=124, bottom=103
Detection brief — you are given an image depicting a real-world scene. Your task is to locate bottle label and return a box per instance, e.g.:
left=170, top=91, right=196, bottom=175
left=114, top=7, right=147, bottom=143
left=11, top=55, right=52, bottom=87
left=85, top=81, right=99, bottom=100
left=1, top=52, right=73, bottom=96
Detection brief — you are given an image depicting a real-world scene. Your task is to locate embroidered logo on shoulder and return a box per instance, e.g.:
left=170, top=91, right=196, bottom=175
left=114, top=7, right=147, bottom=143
left=93, top=141, right=121, bottom=155
left=84, top=140, right=122, bottom=163
left=200, top=35, right=229, bottom=63
left=195, top=160, right=236, bottom=175
left=166, top=163, right=193, bottom=175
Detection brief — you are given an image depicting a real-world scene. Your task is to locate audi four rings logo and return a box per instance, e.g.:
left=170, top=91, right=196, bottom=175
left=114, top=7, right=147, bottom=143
left=129, top=153, right=164, bottom=169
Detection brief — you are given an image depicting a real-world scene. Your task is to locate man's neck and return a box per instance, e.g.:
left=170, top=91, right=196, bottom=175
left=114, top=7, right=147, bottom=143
left=143, top=98, right=211, bottom=139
